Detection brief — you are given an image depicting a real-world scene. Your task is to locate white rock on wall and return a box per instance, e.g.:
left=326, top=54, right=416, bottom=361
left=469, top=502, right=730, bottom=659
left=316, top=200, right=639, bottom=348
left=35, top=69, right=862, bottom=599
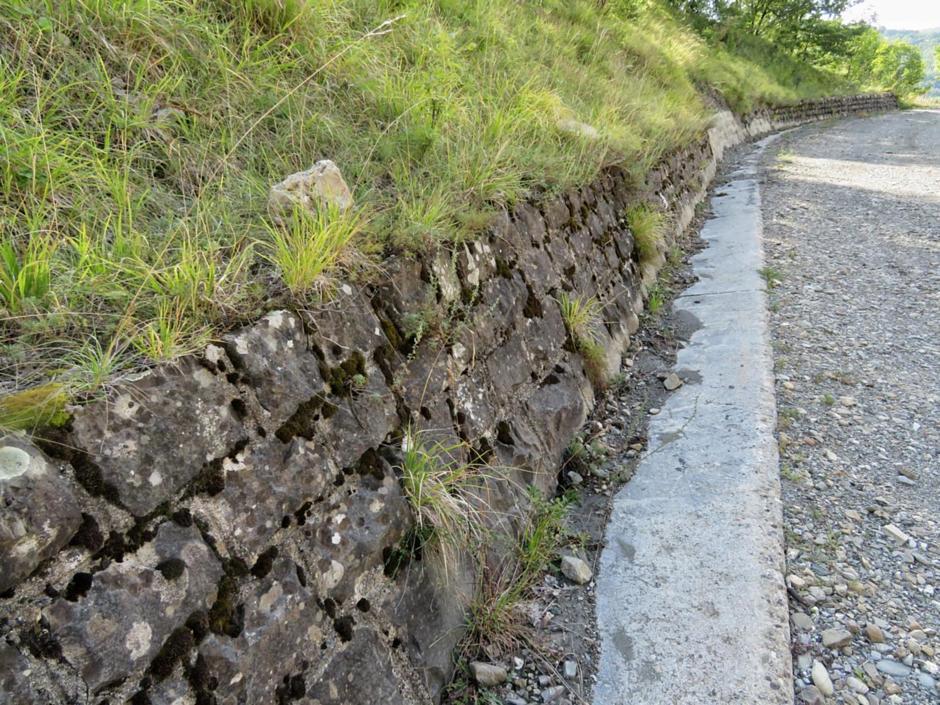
left=268, top=159, right=353, bottom=220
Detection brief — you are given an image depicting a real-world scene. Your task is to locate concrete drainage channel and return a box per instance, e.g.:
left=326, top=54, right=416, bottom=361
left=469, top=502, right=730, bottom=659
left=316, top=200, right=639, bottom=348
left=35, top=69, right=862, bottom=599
left=594, top=134, right=792, bottom=705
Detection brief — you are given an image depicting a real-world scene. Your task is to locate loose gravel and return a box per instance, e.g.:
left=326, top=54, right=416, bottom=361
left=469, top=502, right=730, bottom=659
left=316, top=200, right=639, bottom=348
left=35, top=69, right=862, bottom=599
left=762, top=110, right=940, bottom=705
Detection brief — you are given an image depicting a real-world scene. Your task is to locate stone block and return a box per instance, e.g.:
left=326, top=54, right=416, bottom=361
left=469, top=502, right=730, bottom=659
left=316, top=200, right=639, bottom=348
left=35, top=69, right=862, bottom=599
left=524, top=366, right=591, bottom=465
left=295, top=467, right=411, bottom=601
left=190, top=438, right=333, bottom=562
left=303, top=284, right=387, bottom=365
left=199, top=558, right=329, bottom=704
left=45, top=522, right=222, bottom=691
left=70, top=358, right=248, bottom=516
left=223, top=310, right=325, bottom=429
left=0, top=436, right=81, bottom=592
left=304, top=629, right=406, bottom=705
left=317, top=369, right=399, bottom=470
left=386, top=558, right=471, bottom=700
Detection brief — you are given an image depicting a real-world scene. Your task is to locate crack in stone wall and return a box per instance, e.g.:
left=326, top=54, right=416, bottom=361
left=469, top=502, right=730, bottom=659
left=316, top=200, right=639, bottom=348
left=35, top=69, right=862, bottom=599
left=0, top=93, right=897, bottom=705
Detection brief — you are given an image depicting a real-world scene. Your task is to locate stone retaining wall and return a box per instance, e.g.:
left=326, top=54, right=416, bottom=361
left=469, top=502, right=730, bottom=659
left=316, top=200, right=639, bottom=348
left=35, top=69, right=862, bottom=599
left=0, top=92, right=897, bottom=705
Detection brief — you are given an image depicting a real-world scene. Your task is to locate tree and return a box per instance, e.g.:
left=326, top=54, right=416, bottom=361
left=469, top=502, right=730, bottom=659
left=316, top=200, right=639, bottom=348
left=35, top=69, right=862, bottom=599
left=664, top=0, right=861, bottom=55
left=844, top=27, right=883, bottom=84
left=871, top=41, right=926, bottom=96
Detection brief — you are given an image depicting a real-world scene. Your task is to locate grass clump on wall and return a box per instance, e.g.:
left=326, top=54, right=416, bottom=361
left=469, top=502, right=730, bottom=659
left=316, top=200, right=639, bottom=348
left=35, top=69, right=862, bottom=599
left=626, top=204, right=666, bottom=264
left=557, top=292, right=608, bottom=389
left=0, top=0, right=850, bottom=418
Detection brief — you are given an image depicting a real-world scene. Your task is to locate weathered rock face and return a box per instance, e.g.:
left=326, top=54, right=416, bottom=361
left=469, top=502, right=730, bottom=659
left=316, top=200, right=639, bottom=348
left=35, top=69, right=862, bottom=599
left=44, top=521, right=222, bottom=691
left=0, top=437, right=81, bottom=593
left=222, top=310, right=325, bottom=430
left=69, top=357, right=248, bottom=517
left=0, top=94, right=898, bottom=704
left=198, top=557, right=328, bottom=704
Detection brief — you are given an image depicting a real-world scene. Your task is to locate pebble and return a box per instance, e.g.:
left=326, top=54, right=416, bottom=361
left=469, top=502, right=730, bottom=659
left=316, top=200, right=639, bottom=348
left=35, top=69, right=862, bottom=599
left=822, top=627, right=853, bottom=648
left=847, top=675, right=870, bottom=694
left=865, top=624, right=886, bottom=643
left=559, top=556, right=593, bottom=585
left=898, top=467, right=918, bottom=481
left=470, top=661, right=508, bottom=686
left=883, top=524, right=911, bottom=545
left=663, top=373, right=683, bottom=391
left=876, top=660, right=912, bottom=678
left=792, top=612, right=814, bottom=631
left=563, top=660, right=578, bottom=679
left=800, top=685, right=825, bottom=705
left=812, top=660, right=834, bottom=696
left=541, top=685, right=565, bottom=703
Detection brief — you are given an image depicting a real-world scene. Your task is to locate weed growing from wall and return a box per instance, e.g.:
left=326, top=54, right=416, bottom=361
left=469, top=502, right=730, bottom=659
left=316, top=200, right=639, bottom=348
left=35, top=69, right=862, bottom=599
left=557, top=292, right=608, bottom=388
left=626, top=204, right=666, bottom=264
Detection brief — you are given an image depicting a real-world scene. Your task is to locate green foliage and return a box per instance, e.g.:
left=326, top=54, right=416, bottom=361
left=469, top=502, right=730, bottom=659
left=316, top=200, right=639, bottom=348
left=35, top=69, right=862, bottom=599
left=667, top=0, right=927, bottom=97
left=262, top=205, right=361, bottom=296
left=519, top=490, right=570, bottom=579
left=883, top=29, right=940, bottom=97
left=465, top=489, right=571, bottom=655
left=580, top=339, right=610, bottom=390
left=557, top=292, right=602, bottom=347
left=870, top=42, right=927, bottom=97
left=759, top=265, right=783, bottom=288
left=626, top=205, right=665, bottom=264
left=0, top=383, right=69, bottom=431
left=0, top=235, right=55, bottom=312
left=647, top=282, right=666, bottom=313
left=398, top=429, right=489, bottom=570
left=558, top=292, right=609, bottom=388
left=843, top=30, right=927, bottom=97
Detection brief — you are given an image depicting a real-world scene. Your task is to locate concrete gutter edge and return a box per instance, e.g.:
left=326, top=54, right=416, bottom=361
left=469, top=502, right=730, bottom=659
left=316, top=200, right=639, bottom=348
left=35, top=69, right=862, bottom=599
left=594, top=134, right=792, bottom=704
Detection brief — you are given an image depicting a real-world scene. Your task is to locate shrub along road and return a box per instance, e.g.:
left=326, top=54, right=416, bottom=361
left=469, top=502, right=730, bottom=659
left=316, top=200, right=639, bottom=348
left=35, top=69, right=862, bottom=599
left=763, top=111, right=940, bottom=704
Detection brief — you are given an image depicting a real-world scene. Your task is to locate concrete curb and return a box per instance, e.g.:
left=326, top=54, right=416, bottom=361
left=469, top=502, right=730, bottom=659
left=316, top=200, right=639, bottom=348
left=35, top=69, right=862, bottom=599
left=594, top=135, right=792, bottom=704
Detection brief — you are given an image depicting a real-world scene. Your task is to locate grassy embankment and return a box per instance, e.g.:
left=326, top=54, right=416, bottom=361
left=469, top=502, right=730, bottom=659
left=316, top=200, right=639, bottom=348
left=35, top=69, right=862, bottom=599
left=0, top=0, right=852, bottom=429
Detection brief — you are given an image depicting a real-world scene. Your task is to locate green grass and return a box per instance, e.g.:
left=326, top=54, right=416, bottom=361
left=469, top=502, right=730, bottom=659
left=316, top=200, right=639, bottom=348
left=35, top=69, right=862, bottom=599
left=262, top=205, right=363, bottom=296
left=646, top=282, right=666, bottom=314
left=626, top=204, right=666, bottom=264
left=759, top=265, right=784, bottom=288
left=464, top=489, right=570, bottom=656
left=398, top=428, right=491, bottom=572
left=557, top=292, right=609, bottom=388
left=557, top=292, right=602, bottom=347
left=0, top=0, right=854, bottom=420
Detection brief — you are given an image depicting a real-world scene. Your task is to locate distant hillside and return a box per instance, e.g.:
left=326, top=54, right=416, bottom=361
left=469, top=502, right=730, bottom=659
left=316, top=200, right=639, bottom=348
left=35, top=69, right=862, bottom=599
left=883, top=29, right=940, bottom=95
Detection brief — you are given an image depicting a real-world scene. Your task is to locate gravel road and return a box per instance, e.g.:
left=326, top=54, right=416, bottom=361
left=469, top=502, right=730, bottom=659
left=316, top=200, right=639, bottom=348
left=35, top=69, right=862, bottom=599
left=762, top=110, right=940, bottom=705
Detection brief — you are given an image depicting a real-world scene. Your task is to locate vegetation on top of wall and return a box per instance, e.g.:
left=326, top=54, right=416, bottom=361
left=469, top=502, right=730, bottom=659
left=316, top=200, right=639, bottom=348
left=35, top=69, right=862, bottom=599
left=0, top=0, right=881, bottom=423
left=881, top=28, right=939, bottom=98
left=665, top=0, right=930, bottom=97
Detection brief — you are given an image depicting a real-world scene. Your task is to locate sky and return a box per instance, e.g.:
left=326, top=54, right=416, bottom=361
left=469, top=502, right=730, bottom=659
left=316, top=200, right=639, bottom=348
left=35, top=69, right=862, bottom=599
left=842, top=0, right=940, bottom=31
